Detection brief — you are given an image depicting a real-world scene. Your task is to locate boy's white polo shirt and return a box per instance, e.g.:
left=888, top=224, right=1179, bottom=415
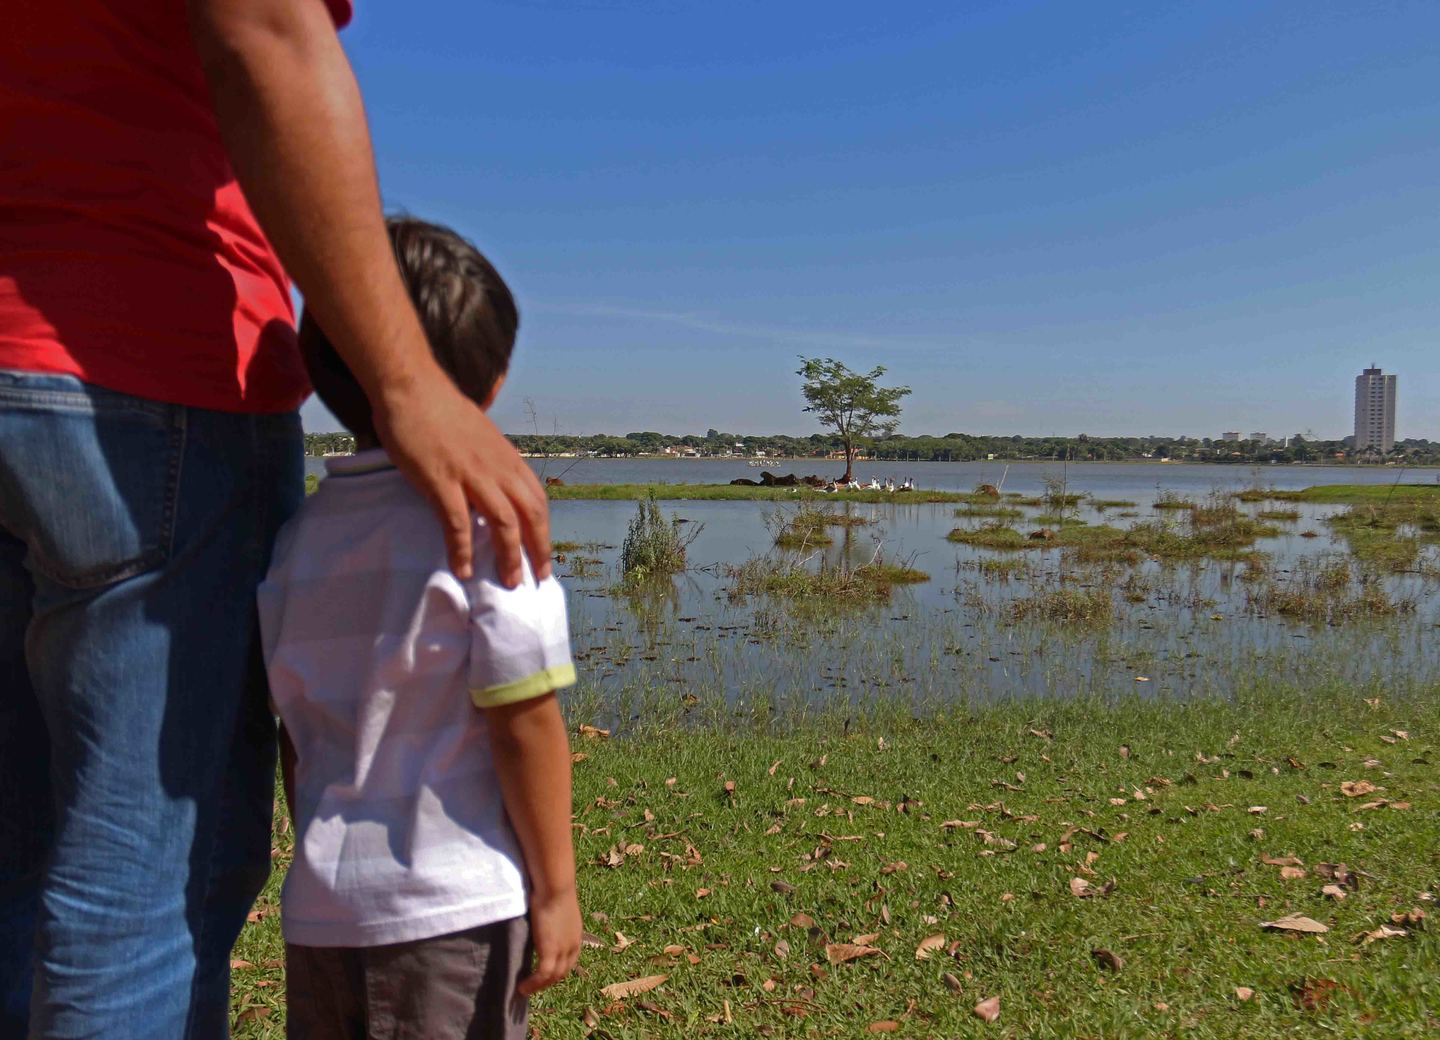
left=257, top=449, right=575, bottom=947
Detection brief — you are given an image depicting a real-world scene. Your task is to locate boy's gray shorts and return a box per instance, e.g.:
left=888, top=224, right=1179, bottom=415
left=284, top=916, right=531, bottom=1040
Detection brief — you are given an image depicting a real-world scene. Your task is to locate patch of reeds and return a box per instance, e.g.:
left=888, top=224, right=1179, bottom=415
left=1247, top=559, right=1414, bottom=623
left=954, top=505, right=1024, bottom=520
left=1010, top=585, right=1114, bottom=623
left=773, top=505, right=874, bottom=549
left=946, top=522, right=1030, bottom=550
left=1152, top=490, right=1195, bottom=510
left=1092, top=499, right=1138, bottom=510
left=619, top=494, right=700, bottom=586
left=726, top=552, right=925, bottom=605
left=1256, top=509, right=1301, bottom=522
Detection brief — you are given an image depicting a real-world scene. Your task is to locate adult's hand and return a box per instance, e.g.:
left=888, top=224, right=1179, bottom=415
left=188, top=0, right=550, bottom=584
left=374, top=371, right=550, bottom=583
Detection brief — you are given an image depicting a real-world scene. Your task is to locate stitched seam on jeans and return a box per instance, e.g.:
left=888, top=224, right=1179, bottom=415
left=0, top=385, right=171, bottom=421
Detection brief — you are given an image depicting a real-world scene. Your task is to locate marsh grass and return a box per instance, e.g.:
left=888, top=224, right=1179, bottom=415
left=1153, top=490, right=1195, bottom=510
left=726, top=551, right=924, bottom=605
left=1010, top=583, right=1114, bottom=623
left=773, top=505, right=874, bottom=549
left=1256, top=509, right=1301, bottom=522
left=954, top=505, right=1024, bottom=520
left=946, top=522, right=1030, bottom=550
left=619, top=495, right=701, bottom=586
left=1091, top=498, right=1138, bottom=509
left=1248, top=559, right=1414, bottom=623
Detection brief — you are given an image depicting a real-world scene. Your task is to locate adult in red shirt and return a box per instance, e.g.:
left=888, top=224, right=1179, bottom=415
left=0, top=2, right=552, bottom=1036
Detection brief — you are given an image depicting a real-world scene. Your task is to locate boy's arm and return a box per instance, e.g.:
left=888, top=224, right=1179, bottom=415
left=185, top=0, right=550, bottom=587
left=484, top=693, right=580, bottom=996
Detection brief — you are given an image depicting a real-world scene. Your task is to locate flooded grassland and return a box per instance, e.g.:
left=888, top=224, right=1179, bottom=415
left=552, top=479, right=1440, bottom=733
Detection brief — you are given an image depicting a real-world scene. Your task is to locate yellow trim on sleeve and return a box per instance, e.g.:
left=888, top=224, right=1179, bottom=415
left=471, top=663, right=577, bottom=709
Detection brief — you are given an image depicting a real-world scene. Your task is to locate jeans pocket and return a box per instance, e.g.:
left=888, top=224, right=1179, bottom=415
left=0, top=376, right=184, bottom=589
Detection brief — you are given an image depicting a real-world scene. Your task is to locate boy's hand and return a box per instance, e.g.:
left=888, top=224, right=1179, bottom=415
left=519, top=885, right=581, bottom=996
left=374, top=369, right=551, bottom=586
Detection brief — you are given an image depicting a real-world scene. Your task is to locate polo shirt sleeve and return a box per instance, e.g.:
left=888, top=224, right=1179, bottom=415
left=467, top=570, right=576, bottom=709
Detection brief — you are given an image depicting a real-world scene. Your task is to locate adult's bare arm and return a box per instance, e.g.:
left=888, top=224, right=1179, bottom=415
left=187, top=0, right=549, bottom=584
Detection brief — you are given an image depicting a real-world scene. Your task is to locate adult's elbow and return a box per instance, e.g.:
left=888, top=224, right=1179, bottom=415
left=186, top=0, right=331, bottom=82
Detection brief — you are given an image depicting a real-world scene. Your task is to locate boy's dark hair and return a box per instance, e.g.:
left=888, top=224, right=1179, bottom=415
left=299, top=216, right=519, bottom=442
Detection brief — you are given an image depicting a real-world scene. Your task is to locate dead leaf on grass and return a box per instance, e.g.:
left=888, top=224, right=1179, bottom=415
left=973, top=995, right=1001, bottom=1023
left=600, top=974, right=668, bottom=1000
left=826, top=943, right=882, bottom=965
left=1091, top=948, right=1124, bottom=972
left=915, top=934, right=946, bottom=960
left=1356, top=924, right=1407, bottom=945
left=867, top=1021, right=900, bottom=1033
left=1260, top=914, right=1328, bottom=934
left=1235, top=986, right=1255, bottom=1001
left=1340, top=780, right=1378, bottom=797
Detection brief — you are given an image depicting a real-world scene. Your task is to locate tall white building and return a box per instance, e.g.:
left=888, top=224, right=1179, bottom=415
left=1353, top=367, right=1397, bottom=454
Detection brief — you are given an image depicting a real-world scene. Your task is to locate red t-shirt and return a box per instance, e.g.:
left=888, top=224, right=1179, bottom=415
left=0, top=0, right=352, bottom=414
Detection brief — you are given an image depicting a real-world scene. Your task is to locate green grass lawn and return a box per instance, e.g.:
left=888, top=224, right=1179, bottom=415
left=233, top=685, right=1440, bottom=1038
left=547, top=482, right=978, bottom=504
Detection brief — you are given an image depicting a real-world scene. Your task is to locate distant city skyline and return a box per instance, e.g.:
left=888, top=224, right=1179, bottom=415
left=301, top=1, right=1440, bottom=440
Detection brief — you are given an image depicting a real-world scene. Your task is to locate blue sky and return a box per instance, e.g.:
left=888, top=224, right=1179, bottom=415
left=303, top=0, right=1440, bottom=439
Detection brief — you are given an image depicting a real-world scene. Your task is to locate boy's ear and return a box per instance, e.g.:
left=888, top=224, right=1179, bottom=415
left=481, top=373, right=506, bottom=411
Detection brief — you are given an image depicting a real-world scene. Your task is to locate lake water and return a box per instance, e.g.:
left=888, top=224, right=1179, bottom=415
left=303, top=457, right=1440, bottom=727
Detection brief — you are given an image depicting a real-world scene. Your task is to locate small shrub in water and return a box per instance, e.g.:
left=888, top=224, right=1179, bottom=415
left=620, top=494, right=699, bottom=585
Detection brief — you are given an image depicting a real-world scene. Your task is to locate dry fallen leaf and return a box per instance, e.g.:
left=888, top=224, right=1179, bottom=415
left=1340, top=780, right=1378, bottom=797
left=1321, top=884, right=1347, bottom=901
left=1091, top=947, right=1124, bottom=972
left=1235, top=986, right=1255, bottom=1002
left=825, top=943, right=882, bottom=965
left=1260, top=914, right=1329, bottom=934
left=1280, top=866, right=1307, bottom=881
left=943, top=971, right=963, bottom=992
left=973, top=995, right=1001, bottom=1023
left=1357, top=924, right=1407, bottom=946
left=600, top=974, right=668, bottom=1000
left=915, top=934, right=946, bottom=960
left=867, top=1021, right=900, bottom=1033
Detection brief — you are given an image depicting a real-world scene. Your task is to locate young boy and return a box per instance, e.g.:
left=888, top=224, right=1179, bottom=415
left=258, top=217, right=580, bottom=1039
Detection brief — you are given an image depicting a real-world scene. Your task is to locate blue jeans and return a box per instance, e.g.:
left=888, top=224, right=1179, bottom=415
left=0, top=371, right=303, bottom=1039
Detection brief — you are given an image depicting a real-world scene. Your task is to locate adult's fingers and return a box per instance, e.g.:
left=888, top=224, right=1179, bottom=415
left=466, top=476, right=524, bottom=588
left=433, top=480, right=474, bottom=581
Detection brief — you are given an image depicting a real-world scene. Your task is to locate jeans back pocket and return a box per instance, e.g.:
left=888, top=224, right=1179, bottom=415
left=0, top=375, right=184, bottom=590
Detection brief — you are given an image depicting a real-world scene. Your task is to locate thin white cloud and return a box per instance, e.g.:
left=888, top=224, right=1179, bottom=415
left=536, top=301, right=967, bottom=354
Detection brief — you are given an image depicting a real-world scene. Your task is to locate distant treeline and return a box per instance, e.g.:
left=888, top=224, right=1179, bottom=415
left=304, top=430, right=1440, bottom=464
left=501, top=431, right=1440, bottom=465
